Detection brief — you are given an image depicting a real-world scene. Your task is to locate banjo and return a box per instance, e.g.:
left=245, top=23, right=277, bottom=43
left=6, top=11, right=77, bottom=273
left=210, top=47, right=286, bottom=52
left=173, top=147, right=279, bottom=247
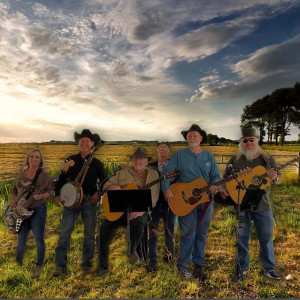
left=60, top=144, right=101, bottom=209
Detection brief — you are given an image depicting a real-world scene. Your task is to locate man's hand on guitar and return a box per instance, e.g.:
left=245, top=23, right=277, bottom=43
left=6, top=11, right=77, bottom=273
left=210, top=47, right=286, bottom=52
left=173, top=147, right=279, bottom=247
left=163, top=190, right=173, bottom=206
left=129, top=211, right=145, bottom=220
left=105, top=184, right=121, bottom=191
left=267, top=168, right=280, bottom=184
left=209, top=185, right=219, bottom=194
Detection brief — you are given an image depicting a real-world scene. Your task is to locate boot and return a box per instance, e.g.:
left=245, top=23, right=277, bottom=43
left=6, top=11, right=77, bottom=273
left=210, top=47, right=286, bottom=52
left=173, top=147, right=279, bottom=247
left=31, top=266, right=42, bottom=279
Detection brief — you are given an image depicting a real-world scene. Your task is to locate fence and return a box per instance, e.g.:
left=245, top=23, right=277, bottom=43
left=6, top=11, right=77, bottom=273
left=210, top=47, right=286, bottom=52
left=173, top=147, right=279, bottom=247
left=214, top=153, right=300, bottom=177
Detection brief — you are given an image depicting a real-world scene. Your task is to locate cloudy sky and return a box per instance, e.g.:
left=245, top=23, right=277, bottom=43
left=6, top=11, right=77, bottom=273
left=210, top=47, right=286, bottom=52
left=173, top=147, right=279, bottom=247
left=1, top=0, right=300, bottom=143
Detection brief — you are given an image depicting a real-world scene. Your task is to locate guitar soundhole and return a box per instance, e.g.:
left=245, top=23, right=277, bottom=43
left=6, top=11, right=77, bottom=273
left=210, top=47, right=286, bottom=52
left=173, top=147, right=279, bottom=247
left=252, top=175, right=262, bottom=186
left=192, top=188, right=202, bottom=198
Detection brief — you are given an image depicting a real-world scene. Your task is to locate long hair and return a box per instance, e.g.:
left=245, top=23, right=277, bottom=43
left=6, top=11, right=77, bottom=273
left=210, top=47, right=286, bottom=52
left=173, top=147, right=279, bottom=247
left=22, top=148, right=45, bottom=170
left=237, top=138, right=268, bottom=161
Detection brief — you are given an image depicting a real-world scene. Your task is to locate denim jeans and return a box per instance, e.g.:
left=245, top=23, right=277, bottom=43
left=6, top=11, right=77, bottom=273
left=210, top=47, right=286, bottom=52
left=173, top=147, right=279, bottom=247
left=238, top=209, right=276, bottom=272
left=177, top=200, right=213, bottom=271
left=148, top=202, right=176, bottom=264
left=98, top=213, right=148, bottom=269
left=55, top=195, right=97, bottom=269
left=16, top=203, right=47, bottom=267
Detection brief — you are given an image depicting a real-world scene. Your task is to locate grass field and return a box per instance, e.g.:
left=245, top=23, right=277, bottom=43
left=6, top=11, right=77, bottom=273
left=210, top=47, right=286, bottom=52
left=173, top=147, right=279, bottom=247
left=0, top=143, right=299, bottom=298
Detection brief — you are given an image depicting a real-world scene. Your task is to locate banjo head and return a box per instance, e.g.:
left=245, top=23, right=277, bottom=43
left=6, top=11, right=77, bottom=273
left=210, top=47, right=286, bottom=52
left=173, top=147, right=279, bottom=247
left=60, top=182, right=78, bottom=207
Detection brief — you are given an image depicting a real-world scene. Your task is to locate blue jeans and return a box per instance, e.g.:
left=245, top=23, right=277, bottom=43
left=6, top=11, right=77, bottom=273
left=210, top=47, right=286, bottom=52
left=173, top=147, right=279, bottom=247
left=55, top=196, right=97, bottom=269
left=238, top=209, right=276, bottom=272
left=16, top=203, right=47, bottom=267
left=177, top=201, right=213, bottom=271
left=148, top=202, right=176, bottom=264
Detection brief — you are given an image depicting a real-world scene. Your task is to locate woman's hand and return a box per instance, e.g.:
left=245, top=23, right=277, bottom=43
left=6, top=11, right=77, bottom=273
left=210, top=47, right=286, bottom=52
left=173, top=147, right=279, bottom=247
left=9, top=198, right=16, bottom=208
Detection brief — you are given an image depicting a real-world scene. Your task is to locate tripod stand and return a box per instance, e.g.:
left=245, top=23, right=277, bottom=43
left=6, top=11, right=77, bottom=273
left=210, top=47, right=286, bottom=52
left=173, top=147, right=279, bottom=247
left=233, top=175, right=246, bottom=281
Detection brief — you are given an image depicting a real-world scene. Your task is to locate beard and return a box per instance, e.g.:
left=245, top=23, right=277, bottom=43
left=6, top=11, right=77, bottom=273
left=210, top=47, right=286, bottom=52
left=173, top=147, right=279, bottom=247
left=238, top=143, right=263, bottom=161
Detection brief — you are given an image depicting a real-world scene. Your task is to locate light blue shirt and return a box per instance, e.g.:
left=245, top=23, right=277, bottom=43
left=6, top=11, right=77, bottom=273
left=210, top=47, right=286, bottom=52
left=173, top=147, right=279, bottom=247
left=161, top=148, right=220, bottom=192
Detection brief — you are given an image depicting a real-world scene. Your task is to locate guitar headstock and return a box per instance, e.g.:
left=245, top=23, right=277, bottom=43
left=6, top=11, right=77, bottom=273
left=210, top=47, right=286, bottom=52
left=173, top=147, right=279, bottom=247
left=164, top=169, right=180, bottom=179
left=61, top=160, right=75, bottom=172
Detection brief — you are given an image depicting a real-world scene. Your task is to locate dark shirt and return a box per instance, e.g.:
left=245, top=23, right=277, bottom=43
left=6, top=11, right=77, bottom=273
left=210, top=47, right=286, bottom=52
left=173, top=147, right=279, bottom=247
left=54, top=152, right=107, bottom=196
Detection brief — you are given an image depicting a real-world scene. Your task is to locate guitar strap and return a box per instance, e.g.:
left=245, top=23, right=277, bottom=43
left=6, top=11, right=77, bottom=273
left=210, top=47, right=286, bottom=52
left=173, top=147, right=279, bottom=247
left=26, top=168, right=42, bottom=200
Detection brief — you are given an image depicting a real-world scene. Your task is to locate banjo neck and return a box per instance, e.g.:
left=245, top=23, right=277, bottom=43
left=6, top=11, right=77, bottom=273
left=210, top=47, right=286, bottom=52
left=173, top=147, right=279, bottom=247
left=73, top=144, right=101, bottom=185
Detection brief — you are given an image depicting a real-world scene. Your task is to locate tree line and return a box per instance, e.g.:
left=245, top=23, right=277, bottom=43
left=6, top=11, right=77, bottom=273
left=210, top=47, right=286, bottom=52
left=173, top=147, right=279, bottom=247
left=241, top=82, right=300, bottom=145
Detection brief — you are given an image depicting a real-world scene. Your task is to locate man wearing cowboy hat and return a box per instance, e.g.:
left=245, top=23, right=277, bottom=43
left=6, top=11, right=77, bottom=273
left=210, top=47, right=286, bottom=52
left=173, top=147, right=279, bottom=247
left=161, top=124, right=220, bottom=280
left=53, top=129, right=107, bottom=276
left=222, top=127, right=282, bottom=280
left=97, top=147, right=159, bottom=276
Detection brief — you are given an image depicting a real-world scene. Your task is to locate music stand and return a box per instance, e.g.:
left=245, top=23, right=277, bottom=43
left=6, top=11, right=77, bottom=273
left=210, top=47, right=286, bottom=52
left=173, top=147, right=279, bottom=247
left=107, top=189, right=152, bottom=256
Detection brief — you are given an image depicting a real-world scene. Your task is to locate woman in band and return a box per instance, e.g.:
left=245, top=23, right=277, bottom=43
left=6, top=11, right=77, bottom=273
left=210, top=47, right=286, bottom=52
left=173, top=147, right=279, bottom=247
left=10, top=148, right=52, bottom=279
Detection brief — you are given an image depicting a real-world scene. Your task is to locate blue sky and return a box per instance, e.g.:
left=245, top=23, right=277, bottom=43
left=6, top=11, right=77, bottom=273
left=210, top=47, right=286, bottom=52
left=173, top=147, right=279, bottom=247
left=1, top=0, right=299, bottom=142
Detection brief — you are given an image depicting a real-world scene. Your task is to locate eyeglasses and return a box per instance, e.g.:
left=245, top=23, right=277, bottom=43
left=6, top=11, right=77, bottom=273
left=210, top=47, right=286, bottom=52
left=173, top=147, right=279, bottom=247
left=242, top=138, right=255, bottom=144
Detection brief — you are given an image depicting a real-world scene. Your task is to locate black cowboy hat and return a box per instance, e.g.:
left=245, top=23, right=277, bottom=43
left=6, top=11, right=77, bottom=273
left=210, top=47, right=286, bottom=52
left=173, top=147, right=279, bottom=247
left=74, top=129, right=103, bottom=146
left=127, top=147, right=152, bottom=161
left=181, top=124, right=205, bottom=140
left=241, top=127, right=259, bottom=139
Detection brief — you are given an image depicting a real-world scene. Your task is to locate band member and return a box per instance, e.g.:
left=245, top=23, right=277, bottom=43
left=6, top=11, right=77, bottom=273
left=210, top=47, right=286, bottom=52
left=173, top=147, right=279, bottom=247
left=162, top=124, right=220, bottom=280
left=97, top=147, right=159, bottom=276
left=53, top=129, right=106, bottom=276
left=146, top=142, right=176, bottom=272
left=222, top=127, right=282, bottom=280
left=10, top=148, right=52, bottom=279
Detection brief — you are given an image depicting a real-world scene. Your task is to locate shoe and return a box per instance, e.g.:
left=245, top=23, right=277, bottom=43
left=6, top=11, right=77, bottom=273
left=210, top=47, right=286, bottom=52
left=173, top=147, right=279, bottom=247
left=52, top=267, right=66, bottom=277
left=97, top=266, right=109, bottom=277
left=129, top=251, right=140, bottom=265
left=146, top=263, right=158, bottom=272
left=163, top=252, right=173, bottom=264
left=264, top=270, right=281, bottom=280
left=192, top=265, right=207, bottom=281
left=31, top=266, right=42, bottom=279
left=82, top=266, right=91, bottom=275
left=177, top=267, right=193, bottom=279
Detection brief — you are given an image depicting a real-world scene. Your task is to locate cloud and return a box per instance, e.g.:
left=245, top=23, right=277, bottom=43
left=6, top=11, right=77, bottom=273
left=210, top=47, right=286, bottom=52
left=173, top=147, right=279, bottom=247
left=173, top=17, right=257, bottom=62
left=233, top=34, right=300, bottom=78
left=195, top=34, right=300, bottom=102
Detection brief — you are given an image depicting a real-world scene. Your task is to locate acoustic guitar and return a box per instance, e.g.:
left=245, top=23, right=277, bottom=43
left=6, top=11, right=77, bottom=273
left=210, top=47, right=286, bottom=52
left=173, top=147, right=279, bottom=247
left=169, top=169, right=252, bottom=216
left=102, top=170, right=179, bottom=221
left=226, top=156, right=299, bottom=204
left=3, top=160, right=74, bottom=234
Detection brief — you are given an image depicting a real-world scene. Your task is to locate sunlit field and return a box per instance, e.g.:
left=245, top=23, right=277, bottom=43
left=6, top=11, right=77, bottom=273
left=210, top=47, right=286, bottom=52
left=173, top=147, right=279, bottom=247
left=0, top=143, right=299, bottom=182
left=0, top=143, right=299, bottom=298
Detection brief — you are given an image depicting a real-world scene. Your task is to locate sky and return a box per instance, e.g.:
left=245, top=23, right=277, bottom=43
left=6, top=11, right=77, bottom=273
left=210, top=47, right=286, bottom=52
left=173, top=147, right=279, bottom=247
left=1, top=0, right=300, bottom=143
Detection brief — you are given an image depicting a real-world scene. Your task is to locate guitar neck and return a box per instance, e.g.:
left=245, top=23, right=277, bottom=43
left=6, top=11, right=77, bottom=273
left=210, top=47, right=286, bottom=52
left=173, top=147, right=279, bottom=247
left=260, top=157, right=298, bottom=180
left=23, top=178, right=54, bottom=210
left=200, top=172, right=242, bottom=193
left=142, top=175, right=165, bottom=189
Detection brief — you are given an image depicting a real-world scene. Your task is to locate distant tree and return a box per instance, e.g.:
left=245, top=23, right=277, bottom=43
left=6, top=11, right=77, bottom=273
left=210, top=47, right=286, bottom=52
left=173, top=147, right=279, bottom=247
left=241, top=82, right=300, bottom=145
